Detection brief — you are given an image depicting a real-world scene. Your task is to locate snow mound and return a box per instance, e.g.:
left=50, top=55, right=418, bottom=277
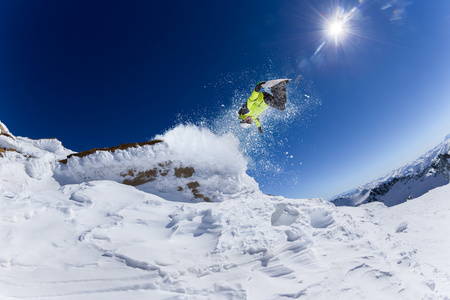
left=0, top=121, right=71, bottom=160
left=0, top=121, right=73, bottom=191
left=54, top=125, right=259, bottom=202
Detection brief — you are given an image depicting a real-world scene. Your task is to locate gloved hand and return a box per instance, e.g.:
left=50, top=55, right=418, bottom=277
left=258, top=127, right=263, bottom=133
left=255, top=81, right=266, bottom=92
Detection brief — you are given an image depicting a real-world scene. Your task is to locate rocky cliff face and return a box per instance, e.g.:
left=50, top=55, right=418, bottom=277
left=332, top=136, right=450, bottom=207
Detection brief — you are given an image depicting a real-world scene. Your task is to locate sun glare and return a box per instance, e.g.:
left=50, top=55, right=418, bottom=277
left=329, top=21, right=345, bottom=37
left=296, top=0, right=401, bottom=71
left=307, top=2, right=364, bottom=53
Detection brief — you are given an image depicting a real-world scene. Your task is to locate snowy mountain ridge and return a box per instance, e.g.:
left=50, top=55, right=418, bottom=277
left=0, top=122, right=258, bottom=203
left=332, top=134, right=450, bottom=206
left=387, top=134, right=450, bottom=179
left=1, top=121, right=450, bottom=299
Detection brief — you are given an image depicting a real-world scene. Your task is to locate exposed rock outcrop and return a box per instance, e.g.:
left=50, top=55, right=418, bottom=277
left=53, top=132, right=242, bottom=202
left=59, top=140, right=163, bottom=164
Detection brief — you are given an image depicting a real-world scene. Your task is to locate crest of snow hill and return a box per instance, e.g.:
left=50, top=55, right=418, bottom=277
left=0, top=121, right=258, bottom=202
left=332, top=134, right=450, bottom=207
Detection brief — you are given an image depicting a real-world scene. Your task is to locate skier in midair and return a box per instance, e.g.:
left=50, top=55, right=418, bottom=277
left=238, top=80, right=289, bottom=133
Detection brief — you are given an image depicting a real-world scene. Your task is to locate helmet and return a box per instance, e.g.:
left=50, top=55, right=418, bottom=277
left=240, top=118, right=252, bottom=129
left=240, top=121, right=251, bottom=129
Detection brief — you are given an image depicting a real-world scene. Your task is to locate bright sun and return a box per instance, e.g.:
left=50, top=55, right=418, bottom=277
left=307, top=2, right=364, bottom=58
left=328, top=20, right=345, bottom=37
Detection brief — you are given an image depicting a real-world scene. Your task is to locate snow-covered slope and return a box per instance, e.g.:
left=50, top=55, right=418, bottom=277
left=332, top=134, right=450, bottom=206
left=1, top=121, right=449, bottom=299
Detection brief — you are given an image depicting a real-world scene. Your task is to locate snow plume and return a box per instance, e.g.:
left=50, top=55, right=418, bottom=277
left=175, top=69, right=321, bottom=193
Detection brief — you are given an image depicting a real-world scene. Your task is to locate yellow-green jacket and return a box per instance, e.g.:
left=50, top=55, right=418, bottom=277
left=238, top=90, right=269, bottom=128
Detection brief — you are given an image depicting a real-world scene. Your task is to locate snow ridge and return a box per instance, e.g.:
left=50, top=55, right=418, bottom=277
left=54, top=124, right=258, bottom=202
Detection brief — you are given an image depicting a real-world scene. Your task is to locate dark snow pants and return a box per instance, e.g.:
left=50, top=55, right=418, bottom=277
left=263, top=82, right=287, bottom=111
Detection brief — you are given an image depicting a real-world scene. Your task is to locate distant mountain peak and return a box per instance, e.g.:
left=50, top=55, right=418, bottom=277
left=332, top=133, right=450, bottom=207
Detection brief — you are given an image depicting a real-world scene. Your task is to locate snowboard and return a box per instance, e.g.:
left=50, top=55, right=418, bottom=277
left=261, top=79, right=291, bottom=88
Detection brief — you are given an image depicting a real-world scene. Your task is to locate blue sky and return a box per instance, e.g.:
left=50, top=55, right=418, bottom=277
left=1, top=1, right=450, bottom=199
